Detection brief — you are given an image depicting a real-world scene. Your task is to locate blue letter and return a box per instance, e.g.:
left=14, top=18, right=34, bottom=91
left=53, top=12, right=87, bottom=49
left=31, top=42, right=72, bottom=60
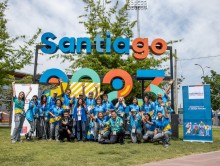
left=59, top=37, right=75, bottom=53
left=106, top=32, right=111, bottom=54
left=113, top=38, right=130, bottom=54
left=94, top=34, right=104, bottom=54
left=76, top=38, right=91, bottom=54
left=41, top=32, right=58, bottom=54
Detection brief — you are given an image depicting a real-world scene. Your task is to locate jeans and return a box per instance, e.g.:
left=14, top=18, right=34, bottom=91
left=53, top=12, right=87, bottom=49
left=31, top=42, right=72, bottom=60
left=11, top=113, right=25, bottom=141
left=76, top=121, right=86, bottom=141
left=93, top=122, right=99, bottom=140
left=131, top=128, right=142, bottom=143
left=72, top=118, right=76, bottom=138
left=50, top=123, right=60, bottom=140
left=153, top=131, right=172, bottom=144
left=98, top=130, right=110, bottom=142
left=27, top=119, right=37, bottom=137
left=110, top=129, right=125, bottom=144
left=143, top=130, right=154, bottom=141
left=36, top=116, right=45, bottom=138
left=43, top=120, right=50, bottom=139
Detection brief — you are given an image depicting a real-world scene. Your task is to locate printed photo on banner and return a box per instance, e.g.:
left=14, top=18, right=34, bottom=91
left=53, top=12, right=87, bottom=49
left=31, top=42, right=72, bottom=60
left=188, top=86, right=204, bottom=99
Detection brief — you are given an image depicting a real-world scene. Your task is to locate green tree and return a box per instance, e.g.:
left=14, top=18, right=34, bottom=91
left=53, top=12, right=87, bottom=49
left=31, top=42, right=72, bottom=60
left=0, top=0, right=41, bottom=86
left=203, top=70, right=220, bottom=110
left=52, top=0, right=169, bottom=103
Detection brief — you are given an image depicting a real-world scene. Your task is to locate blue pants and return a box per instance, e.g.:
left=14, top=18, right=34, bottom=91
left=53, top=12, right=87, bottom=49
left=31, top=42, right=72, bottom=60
left=76, top=121, right=86, bottom=141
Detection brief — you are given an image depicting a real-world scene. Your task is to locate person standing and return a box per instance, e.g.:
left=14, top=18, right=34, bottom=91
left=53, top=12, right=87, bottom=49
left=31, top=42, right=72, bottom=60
left=49, top=99, right=64, bottom=141
left=25, top=95, right=39, bottom=140
left=129, top=97, right=140, bottom=114
left=11, top=81, right=32, bottom=144
left=73, top=98, right=87, bottom=142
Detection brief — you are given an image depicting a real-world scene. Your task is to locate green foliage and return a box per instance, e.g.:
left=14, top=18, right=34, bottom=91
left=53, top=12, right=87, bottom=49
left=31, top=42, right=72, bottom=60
left=203, top=70, right=220, bottom=110
left=0, top=0, right=41, bottom=86
left=51, top=0, right=169, bottom=104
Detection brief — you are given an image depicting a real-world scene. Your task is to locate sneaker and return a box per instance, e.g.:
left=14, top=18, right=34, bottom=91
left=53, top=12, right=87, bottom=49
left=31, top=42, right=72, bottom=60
left=11, top=140, right=16, bottom=144
left=49, top=138, right=53, bottom=141
left=56, top=139, right=59, bottom=142
left=25, top=133, right=29, bottom=140
left=164, top=144, right=169, bottom=148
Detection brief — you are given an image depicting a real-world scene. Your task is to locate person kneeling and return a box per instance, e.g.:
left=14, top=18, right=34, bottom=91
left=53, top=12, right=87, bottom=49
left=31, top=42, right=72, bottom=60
left=59, top=111, right=73, bottom=142
left=89, top=112, right=110, bottom=143
left=127, top=109, right=142, bottom=143
left=105, top=111, right=125, bottom=144
left=153, top=108, right=172, bottom=148
left=142, top=113, right=156, bottom=142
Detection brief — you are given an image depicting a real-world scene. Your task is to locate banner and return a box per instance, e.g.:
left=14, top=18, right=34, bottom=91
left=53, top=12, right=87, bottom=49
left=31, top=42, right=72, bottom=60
left=182, top=85, right=213, bottom=142
left=10, top=84, right=39, bottom=136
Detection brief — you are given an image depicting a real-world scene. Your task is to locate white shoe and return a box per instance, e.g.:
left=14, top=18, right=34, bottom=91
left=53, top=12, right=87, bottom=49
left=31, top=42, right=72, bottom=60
left=11, top=140, right=16, bottom=144
left=56, top=139, right=59, bottom=142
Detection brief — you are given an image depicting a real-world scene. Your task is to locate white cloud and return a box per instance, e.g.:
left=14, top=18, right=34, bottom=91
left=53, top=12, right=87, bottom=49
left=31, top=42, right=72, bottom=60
left=5, top=0, right=220, bottom=106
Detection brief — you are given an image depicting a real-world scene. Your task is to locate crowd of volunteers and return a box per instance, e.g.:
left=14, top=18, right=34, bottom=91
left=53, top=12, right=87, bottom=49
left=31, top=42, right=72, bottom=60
left=11, top=80, right=174, bottom=147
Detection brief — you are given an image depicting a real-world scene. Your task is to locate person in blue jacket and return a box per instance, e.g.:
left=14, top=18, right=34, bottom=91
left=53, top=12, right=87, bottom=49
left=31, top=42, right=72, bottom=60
left=153, top=97, right=165, bottom=119
left=89, top=112, right=110, bottom=143
left=60, top=79, right=74, bottom=114
left=25, top=95, right=39, bottom=140
left=142, top=113, right=156, bottom=142
left=127, top=109, right=142, bottom=143
left=102, top=94, right=115, bottom=118
left=153, top=107, right=172, bottom=148
left=47, top=92, right=57, bottom=108
left=141, top=96, right=154, bottom=116
left=38, top=95, right=50, bottom=139
left=90, top=98, right=106, bottom=141
left=73, top=98, right=87, bottom=142
left=49, top=99, right=64, bottom=141
left=115, top=97, right=126, bottom=118
left=129, top=97, right=140, bottom=114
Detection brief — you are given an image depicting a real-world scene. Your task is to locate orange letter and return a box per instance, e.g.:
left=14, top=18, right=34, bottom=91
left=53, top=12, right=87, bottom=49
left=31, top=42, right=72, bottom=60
left=151, top=38, right=167, bottom=55
left=132, top=38, right=149, bottom=60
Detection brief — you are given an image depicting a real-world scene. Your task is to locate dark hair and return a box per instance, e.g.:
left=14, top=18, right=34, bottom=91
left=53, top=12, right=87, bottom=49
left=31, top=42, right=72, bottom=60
left=103, top=94, right=108, bottom=97
left=55, top=99, right=63, bottom=106
left=146, top=113, right=152, bottom=122
left=40, top=95, right=47, bottom=105
left=77, top=98, right=85, bottom=108
left=63, top=110, right=69, bottom=114
left=143, top=96, right=150, bottom=104
left=133, top=97, right=137, bottom=100
left=157, top=97, right=163, bottom=101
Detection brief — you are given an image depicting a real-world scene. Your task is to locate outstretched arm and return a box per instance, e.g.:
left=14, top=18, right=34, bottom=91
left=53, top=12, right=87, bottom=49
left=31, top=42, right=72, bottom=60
left=165, top=80, right=174, bottom=96
left=25, top=85, right=32, bottom=100
left=12, top=81, right=16, bottom=97
left=95, top=91, right=104, bottom=100
left=60, top=79, right=65, bottom=94
left=82, top=83, right=86, bottom=98
left=94, top=84, right=98, bottom=98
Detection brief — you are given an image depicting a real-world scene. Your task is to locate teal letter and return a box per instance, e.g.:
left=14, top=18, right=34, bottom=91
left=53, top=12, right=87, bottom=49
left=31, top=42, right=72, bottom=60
left=41, top=32, right=58, bottom=54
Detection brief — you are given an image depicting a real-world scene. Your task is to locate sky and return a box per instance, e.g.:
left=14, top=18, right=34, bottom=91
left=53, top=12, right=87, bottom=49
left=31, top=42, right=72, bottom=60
left=5, top=0, right=220, bottom=107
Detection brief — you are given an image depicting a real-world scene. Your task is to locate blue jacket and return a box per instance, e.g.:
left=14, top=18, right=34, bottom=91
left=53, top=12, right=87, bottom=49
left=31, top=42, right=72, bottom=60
left=102, top=101, right=115, bottom=111
left=128, top=114, right=142, bottom=131
left=73, top=106, right=87, bottom=122
left=26, top=100, right=39, bottom=121
left=129, top=104, right=140, bottom=113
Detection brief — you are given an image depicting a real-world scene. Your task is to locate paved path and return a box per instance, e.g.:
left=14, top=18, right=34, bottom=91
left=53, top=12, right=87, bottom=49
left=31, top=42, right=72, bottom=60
left=141, top=151, right=220, bottom=166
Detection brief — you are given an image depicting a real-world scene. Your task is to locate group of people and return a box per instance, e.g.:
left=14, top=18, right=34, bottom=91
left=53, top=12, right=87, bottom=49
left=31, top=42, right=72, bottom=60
left=11, top=80, right=174, bottom=147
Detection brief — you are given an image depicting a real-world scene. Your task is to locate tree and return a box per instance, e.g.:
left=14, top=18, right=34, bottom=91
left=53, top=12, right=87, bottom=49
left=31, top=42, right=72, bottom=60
left=0, top=0, right=41, bottom=86
left=203, top=70, right=220, bottom=110
left=51, top=0, right=169, bottom=103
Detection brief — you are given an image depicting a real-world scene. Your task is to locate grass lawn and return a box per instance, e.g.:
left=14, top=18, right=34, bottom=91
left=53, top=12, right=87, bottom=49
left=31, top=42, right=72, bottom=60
left=0, top=127, right=220, bottom=166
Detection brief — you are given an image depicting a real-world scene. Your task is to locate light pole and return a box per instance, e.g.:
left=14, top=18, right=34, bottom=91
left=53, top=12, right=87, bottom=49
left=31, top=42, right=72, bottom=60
left=195, top=64, right=210, bottom=77
left=127, top=0, right=148, bottom=37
